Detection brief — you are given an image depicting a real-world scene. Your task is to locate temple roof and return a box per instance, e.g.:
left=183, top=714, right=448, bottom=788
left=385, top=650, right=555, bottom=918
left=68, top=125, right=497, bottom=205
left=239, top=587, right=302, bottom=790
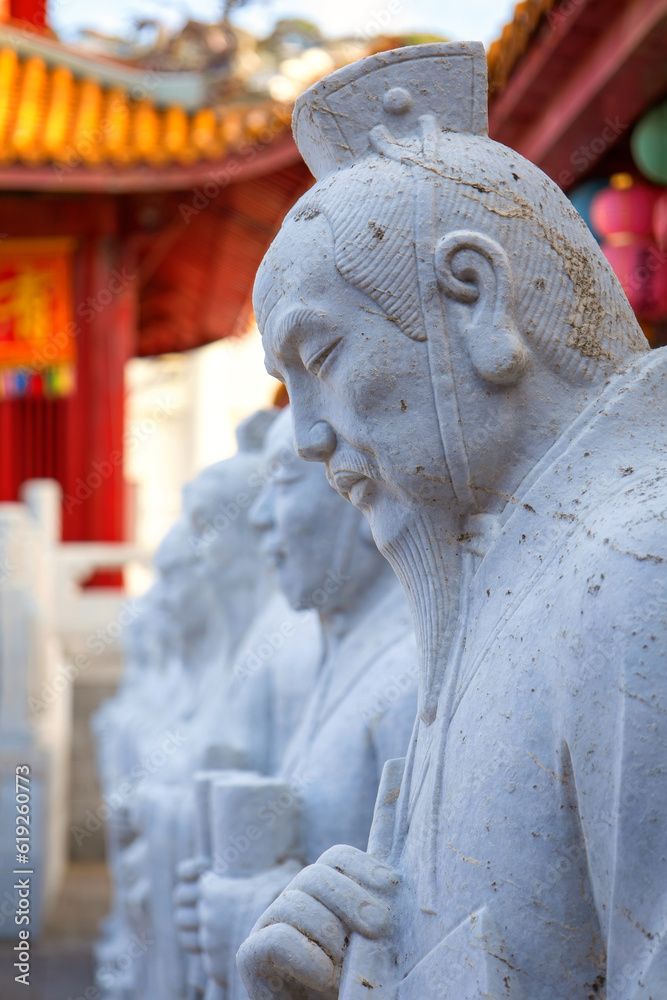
left=486, top=0, right=667, bottom=188
left=486, top=0, right=557, bottom=96
left=0, top=22, right=390, bottom=190
left=0, top=43, right=292, bottom=170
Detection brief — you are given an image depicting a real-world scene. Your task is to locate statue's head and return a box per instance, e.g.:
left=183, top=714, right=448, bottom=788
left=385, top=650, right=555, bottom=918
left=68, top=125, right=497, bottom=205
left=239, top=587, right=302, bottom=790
left=153, top=515, right=209, bottom=637
left=250, top=407, right=384, bottom=613
left=182, top=409, right=277, bottom=591
left=254, top=43, right=649, bottom=552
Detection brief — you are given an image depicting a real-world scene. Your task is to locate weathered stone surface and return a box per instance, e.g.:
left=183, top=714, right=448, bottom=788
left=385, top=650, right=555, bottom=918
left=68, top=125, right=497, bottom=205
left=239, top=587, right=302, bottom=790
left=176, top=409, right=417, bottom=999
left=93, top=413, right=321, bottom=1000
left=237, top=41, right=667, bottom=1000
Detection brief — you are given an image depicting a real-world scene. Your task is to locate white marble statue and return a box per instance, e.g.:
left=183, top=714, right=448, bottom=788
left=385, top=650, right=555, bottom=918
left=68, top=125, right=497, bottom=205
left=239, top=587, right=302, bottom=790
left=94, top=522, right=210, bottom=1000
left=94, top=413, right=320, bottom=1000
left=237, top=41, right=667, bottom=1000
left=175, top=408, right=417, bottom=1000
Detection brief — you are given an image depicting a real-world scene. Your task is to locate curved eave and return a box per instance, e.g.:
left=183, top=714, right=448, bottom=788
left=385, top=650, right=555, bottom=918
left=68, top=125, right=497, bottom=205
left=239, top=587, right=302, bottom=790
left=0, top=22, right=212, bottom=110
left=488, top=0, right=667, bottom=188
left=0, top=131, right=302, bottom=192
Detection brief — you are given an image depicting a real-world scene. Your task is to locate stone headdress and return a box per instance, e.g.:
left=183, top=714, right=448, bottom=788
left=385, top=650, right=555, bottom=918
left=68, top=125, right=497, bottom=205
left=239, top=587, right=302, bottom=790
left=290, top=43, right=646, bottom=519
left=293, top=42, right=488, bottom=178
left=292, top=44, right=488, bottom=512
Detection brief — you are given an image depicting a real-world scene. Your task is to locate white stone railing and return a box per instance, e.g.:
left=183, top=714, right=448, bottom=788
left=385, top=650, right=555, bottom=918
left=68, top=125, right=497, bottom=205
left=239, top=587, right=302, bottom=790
left=0, top=479, right=148, bottom=939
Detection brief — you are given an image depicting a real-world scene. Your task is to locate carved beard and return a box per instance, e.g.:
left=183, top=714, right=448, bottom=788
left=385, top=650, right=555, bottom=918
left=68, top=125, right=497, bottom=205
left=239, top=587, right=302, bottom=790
left=380, top=506, right=463, bottom=725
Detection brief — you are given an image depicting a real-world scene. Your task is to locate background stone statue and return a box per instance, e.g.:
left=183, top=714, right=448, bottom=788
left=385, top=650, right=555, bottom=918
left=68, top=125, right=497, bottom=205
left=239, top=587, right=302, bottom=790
left=237, top=41, right=667, bottom=1000
left=93, top=412, right=321, bottom=1000
left=175, top=407, right=417, bottom=999
left=94, top=520, right=211, bottom=1000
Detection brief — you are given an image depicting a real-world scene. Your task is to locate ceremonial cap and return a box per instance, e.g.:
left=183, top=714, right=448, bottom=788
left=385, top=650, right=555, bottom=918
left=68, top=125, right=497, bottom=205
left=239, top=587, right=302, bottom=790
left=292, top=41, right=488, bottom=180
left=234, top=408, right=278, bottom=452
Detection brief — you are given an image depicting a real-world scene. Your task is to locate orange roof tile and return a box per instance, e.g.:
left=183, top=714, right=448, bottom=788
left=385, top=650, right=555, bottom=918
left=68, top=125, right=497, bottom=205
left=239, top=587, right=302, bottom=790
left=0, top=44, right=293, bottom=169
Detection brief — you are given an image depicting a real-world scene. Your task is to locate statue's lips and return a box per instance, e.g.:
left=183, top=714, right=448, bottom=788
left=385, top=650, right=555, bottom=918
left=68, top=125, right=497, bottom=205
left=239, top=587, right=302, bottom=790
left=329, top=469, right=373, bottom=503
left=259, top=541, right=285, bottom=567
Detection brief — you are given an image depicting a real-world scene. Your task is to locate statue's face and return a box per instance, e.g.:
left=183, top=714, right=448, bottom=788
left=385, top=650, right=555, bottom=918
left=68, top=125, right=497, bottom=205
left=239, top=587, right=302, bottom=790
left=250, top=416, right=357, bottom=611
left=154, top=521, right=211, bottom=636
left=159, top=563, right=210, bottom=637
left=184, top=460, right=261, bottom=590
left=256, top=215, right=451, bottom=550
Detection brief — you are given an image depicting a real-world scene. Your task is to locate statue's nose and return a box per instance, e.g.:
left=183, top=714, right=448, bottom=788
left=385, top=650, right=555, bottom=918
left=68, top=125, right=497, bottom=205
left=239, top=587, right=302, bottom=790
left=249, top=488, right=273, bottom=531
left=296, top=421, right=336, bottom=462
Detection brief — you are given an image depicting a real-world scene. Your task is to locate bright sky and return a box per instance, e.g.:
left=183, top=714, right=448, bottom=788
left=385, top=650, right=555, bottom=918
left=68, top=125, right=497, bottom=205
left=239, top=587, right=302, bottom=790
left=49, top=0, right=516, bottom=48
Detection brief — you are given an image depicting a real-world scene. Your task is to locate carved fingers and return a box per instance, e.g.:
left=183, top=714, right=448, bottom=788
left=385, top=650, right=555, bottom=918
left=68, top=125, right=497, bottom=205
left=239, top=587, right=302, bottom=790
left=238, top=887, right=345, bottom=997
left=172, top=856, right=207, bottom=954
left=238, top=922, right=339, bottom=1000
left=177, top=855, right=209, bottom=881
left=261, top=889, right=347, bottom=961
left=287, top=864, right=392, bottom=939
left=237, top=847, right=400, bottom=1000
left=317, top=844, right=400, bottom=895
left=198, top=870, right=237, bottom=984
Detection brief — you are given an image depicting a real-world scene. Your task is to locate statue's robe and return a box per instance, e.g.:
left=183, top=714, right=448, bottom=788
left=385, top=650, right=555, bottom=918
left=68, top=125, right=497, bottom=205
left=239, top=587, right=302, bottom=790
left=389, top=352, right=667, bottom=1000
left=131, top=599, right=320, bottom=1000
left=280, top=576, right=417, bottom=861
left=208, top=578, right=417, bottom=999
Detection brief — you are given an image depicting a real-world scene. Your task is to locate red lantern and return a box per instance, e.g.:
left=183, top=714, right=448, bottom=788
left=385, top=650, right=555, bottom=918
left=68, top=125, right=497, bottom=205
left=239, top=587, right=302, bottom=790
left=591, top=183, right=661, bottom=240
left=603, top=241, right=667, bottom=320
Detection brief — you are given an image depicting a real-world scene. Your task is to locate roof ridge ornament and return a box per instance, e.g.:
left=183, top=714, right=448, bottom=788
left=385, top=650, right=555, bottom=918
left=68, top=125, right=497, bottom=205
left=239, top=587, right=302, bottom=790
left=292, top=41, right=489, bottom=180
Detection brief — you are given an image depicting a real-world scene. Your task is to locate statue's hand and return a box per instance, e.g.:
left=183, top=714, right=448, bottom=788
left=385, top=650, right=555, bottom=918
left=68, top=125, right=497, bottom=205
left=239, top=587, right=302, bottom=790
left=197, top=860, right=303, bottom=991
left=198, top=869, right=241, bottom=985
left=173, top=856, right=208, bottom=953
left=108, top=799, right=138, bottom=847
left=237, top=845, right=399, bottom=1000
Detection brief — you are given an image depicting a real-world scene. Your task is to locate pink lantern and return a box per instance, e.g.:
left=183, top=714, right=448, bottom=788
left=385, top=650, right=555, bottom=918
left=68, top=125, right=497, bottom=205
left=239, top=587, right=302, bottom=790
left=603, top=241, right=667, bottom=320
left=591, top=182, right=661, bottom=240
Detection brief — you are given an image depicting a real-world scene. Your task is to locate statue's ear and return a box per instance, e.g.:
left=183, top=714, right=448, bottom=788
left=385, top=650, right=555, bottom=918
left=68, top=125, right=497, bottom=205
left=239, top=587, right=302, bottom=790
left=434, top=230, right=528, bottom=385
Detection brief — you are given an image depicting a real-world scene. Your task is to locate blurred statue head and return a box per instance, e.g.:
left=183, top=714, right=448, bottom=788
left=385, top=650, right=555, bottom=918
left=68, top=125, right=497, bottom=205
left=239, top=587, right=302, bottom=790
left=182, top=409, right=278, bottom=594
left=153, top=515, right=211, bottom=646
left=250, top=407, right=387, bottom=613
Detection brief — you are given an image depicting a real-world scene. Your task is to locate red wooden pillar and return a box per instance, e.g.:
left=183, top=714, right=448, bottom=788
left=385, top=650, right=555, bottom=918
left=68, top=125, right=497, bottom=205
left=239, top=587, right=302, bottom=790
left=0, top=194, right=136, bottom=564
left=61, top=235, right=136, bottom=550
